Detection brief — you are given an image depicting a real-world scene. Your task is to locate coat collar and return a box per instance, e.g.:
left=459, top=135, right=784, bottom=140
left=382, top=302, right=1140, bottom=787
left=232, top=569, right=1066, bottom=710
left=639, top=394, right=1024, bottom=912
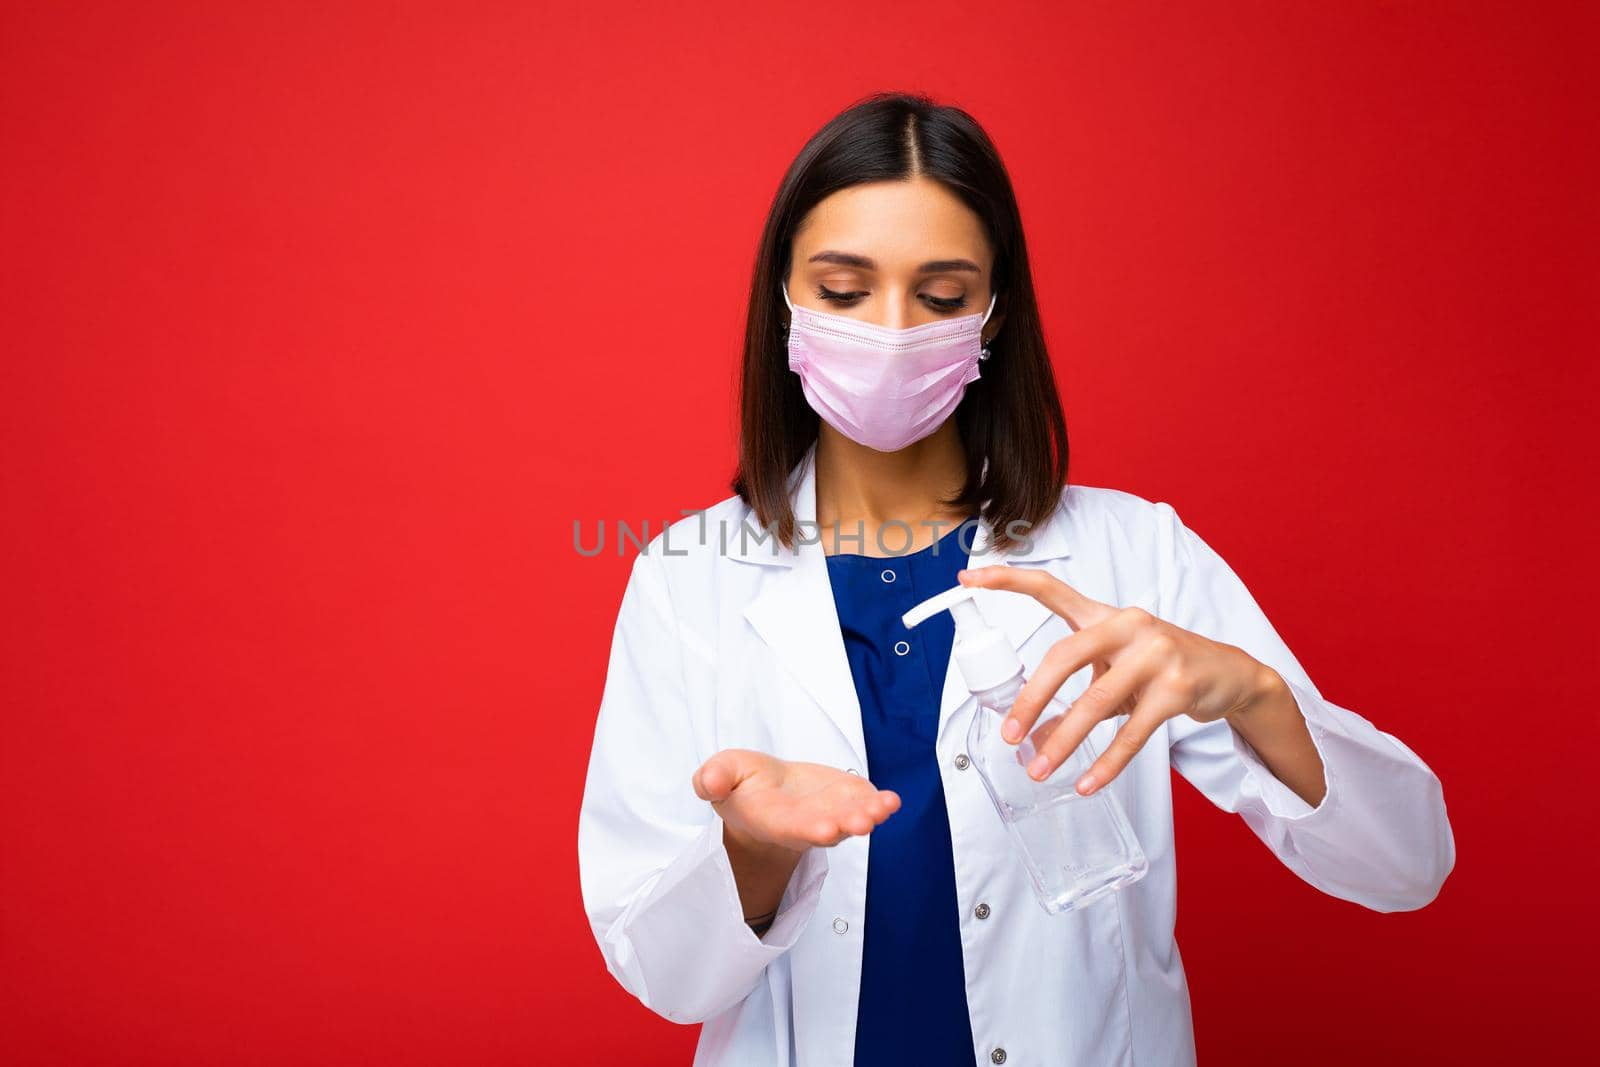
left=739, top=443, right=1072, bottom=769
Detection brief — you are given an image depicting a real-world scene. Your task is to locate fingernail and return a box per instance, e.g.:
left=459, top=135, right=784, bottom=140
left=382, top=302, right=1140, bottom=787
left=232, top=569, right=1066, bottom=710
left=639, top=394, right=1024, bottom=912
left=1076, top=773, right=1097, bottom=795
left=1028, top=755, right=1050, bottom=779
left=1002, top=718, right=1023, bottom=743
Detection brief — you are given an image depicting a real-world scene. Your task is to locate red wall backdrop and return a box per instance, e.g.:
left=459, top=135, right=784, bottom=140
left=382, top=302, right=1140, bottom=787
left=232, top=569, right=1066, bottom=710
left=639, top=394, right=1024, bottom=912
left=3, top=2, right=1596, bottom=1063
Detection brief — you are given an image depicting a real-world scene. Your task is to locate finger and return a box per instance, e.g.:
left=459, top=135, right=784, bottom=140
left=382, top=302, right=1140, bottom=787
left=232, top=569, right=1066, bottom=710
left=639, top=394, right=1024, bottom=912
left=1025, top=656, right=1156, bottom=783
left=840, top=811, right=873, bottom=835
left=838, top=788, right=900, bottom=835
left=956, top=565, right=1115, bottom=631
left=695, top=747, right=771, bottom=804
left=799, top=790, right=899, bottom=848
left=692, top=755, right=734, bottom=802
left=806, top=814, right=842, bottom=847
left=1077, top=692, right=1176, bottom=795
left=876, top=789, right=901, bottom=821
left=1027, top=715, right=1069, bottom=751
left=1002, top=624, right=1128, bottom=743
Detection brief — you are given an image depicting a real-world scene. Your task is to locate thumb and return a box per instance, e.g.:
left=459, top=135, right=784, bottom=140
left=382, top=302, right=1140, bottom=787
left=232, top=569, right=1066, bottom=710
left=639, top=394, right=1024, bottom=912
left=692, top=749, right=755, bottom=803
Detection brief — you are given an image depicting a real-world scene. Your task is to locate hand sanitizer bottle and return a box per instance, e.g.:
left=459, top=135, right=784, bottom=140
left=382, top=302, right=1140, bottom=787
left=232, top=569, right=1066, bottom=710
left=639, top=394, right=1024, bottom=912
left=902, top=585, right=1148, bottom=915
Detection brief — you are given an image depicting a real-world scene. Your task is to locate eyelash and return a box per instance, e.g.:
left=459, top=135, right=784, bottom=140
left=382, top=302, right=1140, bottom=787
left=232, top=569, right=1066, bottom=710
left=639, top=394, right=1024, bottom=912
left=815, top=285, right=970, bottom=312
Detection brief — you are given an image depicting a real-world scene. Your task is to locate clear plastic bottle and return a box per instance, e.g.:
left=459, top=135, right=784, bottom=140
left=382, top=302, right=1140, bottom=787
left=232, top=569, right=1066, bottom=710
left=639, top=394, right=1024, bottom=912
left=902, top=585, right=1149, bottom=915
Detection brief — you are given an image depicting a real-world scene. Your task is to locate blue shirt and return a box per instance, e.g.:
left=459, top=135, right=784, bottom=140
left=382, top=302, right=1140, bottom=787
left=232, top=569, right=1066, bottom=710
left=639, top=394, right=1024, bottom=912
left=824, top=518, right=979, bottom=1067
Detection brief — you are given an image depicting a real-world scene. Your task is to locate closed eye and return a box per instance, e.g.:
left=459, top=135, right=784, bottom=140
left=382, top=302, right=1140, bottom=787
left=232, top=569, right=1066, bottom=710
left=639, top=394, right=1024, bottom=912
left=816, top=285, right=971, bottom=313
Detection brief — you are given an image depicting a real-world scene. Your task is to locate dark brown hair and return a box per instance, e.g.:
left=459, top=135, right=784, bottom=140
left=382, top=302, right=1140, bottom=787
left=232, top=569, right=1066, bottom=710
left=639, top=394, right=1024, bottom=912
left=731, top=90, right=1070, bottom=552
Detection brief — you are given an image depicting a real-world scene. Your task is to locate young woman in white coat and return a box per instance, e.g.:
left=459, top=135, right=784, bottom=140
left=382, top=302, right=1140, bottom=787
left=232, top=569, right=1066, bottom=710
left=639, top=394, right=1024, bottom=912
left=577, top=91, right=1455, bottom=1067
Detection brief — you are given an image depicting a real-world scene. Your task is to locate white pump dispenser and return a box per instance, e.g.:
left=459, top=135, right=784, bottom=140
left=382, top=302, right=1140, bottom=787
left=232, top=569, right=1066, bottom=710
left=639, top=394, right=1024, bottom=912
left=902, top=583, right=1148, bottom=915
left=901, top=585, right=1021, bottom=692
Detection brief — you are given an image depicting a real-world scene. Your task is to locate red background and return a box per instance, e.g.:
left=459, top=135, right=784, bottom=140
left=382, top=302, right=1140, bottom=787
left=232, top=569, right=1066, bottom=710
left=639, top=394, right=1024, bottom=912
left=3, top=2, right=1596, bottom=1063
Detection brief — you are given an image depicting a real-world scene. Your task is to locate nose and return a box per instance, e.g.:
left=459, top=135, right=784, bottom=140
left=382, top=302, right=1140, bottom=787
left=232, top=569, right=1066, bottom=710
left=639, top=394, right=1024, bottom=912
left=880, top=307, right=912, bottom=330
left=876, top=289, right=916, bottom=330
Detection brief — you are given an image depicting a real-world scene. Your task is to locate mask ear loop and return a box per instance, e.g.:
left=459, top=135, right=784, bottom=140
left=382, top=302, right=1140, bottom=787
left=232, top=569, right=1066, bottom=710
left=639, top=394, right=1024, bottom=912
left=978, top=289, right=1000, bottom=361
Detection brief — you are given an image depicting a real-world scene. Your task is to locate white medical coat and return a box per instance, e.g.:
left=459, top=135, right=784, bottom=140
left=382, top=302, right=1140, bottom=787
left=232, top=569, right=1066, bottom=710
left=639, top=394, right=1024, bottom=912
left=576, top=444, right=1455, bottom=1066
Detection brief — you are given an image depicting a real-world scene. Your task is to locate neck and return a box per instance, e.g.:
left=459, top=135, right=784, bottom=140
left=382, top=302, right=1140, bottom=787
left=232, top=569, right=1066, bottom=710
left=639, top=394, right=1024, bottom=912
left=813, top=423, right=973, bottom=555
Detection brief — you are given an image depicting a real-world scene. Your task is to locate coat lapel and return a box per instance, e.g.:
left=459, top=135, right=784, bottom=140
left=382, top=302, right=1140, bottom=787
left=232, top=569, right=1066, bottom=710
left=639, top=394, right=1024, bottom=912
left=739, top=447, right=868, bottom=769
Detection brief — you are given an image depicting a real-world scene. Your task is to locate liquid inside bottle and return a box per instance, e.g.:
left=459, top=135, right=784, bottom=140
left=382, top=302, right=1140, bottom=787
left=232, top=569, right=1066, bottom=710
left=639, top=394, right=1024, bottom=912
left=898, top=582, right=1150, bottom=916
left=968, top=676, right=1149, bottom=914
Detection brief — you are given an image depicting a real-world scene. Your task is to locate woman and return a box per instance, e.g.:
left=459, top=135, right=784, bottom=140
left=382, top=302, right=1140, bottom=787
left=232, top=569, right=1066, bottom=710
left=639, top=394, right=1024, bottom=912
left=577, top=92, right=1454, bottom=1067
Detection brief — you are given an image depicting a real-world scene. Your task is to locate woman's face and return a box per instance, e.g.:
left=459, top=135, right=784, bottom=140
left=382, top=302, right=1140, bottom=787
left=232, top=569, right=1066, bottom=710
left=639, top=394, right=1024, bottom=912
left=785, top=177, right=1000, bottom=339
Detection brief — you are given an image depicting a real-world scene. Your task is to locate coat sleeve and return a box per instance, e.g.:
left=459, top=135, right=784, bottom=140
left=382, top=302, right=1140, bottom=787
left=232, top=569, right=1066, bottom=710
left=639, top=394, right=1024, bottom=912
left=1155, top=502, right=1456, bottom=912
left=576, top=546, right=830, bottom=1024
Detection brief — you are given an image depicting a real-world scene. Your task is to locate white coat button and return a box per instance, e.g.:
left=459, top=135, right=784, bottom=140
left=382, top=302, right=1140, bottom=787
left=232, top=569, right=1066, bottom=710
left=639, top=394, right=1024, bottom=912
left=990, top=1049, right=1007, bottom=1064
left=893, top=640, right=910, bottom=656
left=832, top=917, right=848, bottom=934
left=846, top=767, right=859, bottom=775
left=975, top=902, right=991, bottom=919
left=880, top=568, right=896, bottom=583
left=954, top=753, right=970, bottom=770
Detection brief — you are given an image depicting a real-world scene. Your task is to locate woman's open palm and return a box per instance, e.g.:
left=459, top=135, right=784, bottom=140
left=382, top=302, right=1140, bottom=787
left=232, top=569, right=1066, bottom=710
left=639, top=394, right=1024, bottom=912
left=692, top=749, right=900, bottom=852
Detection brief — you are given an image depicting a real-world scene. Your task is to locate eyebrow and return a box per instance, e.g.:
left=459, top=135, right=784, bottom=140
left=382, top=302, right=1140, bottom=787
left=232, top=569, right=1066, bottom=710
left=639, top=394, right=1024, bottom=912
left=807, top=250, right=982, bottom=274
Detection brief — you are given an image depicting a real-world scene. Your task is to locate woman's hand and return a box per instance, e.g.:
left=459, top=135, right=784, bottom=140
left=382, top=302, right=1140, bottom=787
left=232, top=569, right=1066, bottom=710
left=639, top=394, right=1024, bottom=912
left=692, top=748, right=901, bottom=853
left=957, top=565, right=1280, bottom=796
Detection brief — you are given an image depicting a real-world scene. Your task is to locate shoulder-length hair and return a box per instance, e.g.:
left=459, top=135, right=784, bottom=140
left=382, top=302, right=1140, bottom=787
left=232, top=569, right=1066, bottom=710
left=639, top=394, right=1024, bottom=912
left=731, top=90, right=1070, bottom=552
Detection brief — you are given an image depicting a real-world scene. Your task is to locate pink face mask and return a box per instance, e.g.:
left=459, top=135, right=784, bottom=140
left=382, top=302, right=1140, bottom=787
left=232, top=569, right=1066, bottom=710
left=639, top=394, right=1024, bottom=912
left=782, top=281, right=999, bottom=453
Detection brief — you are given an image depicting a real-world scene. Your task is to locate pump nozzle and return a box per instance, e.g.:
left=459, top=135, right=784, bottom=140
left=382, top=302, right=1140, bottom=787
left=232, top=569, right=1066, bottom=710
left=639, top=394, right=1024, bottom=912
left=902, top=584, right=1024, bottom=693
left=900, top=585, right=982, bottom=631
